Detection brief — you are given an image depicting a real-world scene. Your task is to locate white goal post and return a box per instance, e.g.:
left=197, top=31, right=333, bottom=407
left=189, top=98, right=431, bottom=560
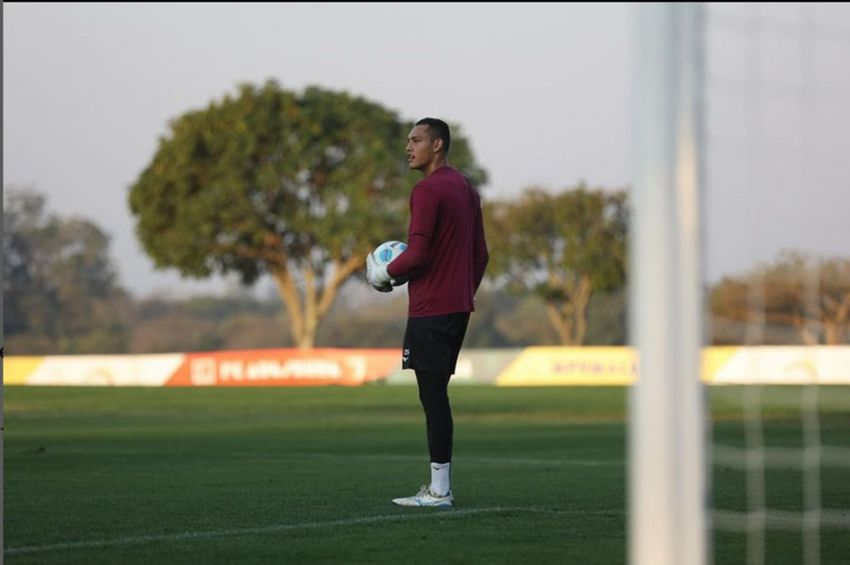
left=629, top=4, right=707, bottom=565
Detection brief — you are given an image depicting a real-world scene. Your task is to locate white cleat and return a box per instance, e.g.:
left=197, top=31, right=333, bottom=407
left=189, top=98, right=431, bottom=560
left=392, top=485, right=453, bottom=508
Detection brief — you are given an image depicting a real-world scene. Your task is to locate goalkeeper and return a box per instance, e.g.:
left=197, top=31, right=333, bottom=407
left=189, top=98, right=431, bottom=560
left=367, top=117, right=489, bottom=508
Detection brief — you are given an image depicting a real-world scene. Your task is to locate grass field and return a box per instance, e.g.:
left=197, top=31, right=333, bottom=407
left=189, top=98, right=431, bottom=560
left=4, top=385, right=850, bottom=564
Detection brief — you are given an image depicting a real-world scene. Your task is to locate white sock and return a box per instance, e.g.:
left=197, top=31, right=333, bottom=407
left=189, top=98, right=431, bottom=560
left=430, top=462, right=451, bottom=496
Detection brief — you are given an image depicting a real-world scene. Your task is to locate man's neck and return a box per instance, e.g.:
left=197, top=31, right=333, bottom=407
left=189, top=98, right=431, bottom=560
left=422, top=157, right=448, bottom=178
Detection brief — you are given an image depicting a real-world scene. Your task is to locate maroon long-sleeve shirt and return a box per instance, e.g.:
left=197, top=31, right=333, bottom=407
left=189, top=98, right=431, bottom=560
left=387, top=166, right=489, bottom=317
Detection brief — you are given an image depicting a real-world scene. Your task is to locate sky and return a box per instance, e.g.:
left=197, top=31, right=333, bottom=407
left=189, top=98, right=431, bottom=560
left=4, top=3, right=850, bottom=298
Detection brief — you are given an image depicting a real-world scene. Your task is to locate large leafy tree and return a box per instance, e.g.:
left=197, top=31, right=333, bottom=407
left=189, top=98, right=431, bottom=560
left=4, top=188, right=130, bottom=353
left=129, top=80, right=486, bottom=347
left=484, top=185, right=628, bottom=345
left=711, top=252, right=850, bottom=345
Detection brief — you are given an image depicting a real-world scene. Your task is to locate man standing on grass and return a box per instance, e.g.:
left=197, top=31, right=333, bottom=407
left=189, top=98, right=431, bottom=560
left=367, top=117, right=489, bottom=507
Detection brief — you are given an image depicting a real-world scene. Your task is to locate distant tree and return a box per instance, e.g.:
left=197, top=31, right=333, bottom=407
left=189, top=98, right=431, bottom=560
left=218, top=313, right=292, bottom=350
left=129, top=80, right=486, bottom=348
left=129, top=314, right=221, bottom=354
left=3, top=188, right=130, bottom=353
left=490, top=294, right=558, bottom=346
left=315, top=281, right=408, bottom=348
left=129, top=294, right=289, bottom=353
left=484, top=185, right=628, bottom=345
left=710, top=252, right=850, bottom=345
left=585, top=288, right=627, bottom=345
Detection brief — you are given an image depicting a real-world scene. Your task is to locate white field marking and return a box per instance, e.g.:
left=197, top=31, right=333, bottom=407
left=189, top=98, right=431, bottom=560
left=22, top=450, right=622, bottom=468
left=19, top=450, right=624, bottom=468
left=228, top=452, right=624, bottom=467
left=713, top=509, right=850, bottom=531
left=5, top=506, right=623, bottom=556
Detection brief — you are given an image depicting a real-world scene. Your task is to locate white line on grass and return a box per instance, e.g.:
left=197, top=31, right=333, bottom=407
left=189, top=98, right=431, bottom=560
left=229, top=452, right=624, bottom=467
left=5, top=506, right=622, bottom=556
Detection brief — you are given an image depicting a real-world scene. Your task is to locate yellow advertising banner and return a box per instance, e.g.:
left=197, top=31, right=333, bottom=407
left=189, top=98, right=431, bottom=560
left=496, top=346, right=747, bottom=386
left=4, top=357, right=45, bottom=384
left=497, top=347, right=638, bottom=386
left=701, top=346, right=740, bottom=384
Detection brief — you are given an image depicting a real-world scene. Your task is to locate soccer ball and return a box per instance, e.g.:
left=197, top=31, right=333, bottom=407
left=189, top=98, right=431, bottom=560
left=373, top=240, right=407, bottom=264
left=371, top=240, right=408, bottom=284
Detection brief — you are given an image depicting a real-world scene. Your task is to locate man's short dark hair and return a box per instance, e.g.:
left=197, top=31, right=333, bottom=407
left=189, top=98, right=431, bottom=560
left=416, top=117, right=451, bottom=154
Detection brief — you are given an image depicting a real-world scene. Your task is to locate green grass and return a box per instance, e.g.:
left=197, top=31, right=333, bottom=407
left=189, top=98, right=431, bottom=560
left=4, top=386, right=850, bottom=564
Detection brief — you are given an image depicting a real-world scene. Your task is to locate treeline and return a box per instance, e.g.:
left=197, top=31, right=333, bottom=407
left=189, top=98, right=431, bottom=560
left=4, top=272, right=628, bottom=355
left=6, top=187, right=848, bottom=355
left=6, top=178, right=631, bottom=354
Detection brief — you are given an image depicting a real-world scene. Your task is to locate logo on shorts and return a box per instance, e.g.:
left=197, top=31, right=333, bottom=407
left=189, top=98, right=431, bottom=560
left=402, top=348, right=410, bottom=362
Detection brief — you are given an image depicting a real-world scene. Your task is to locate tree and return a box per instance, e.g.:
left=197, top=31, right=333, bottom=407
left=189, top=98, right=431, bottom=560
left=710, top=251, right=850, bottom=345
left=129, top=80, right=486, bottom=348
left=3, top=188, right=131, bottom=353
left=484, top=185, right=628, bottom=345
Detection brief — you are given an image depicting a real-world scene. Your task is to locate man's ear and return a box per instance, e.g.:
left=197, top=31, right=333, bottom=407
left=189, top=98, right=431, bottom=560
left=432, top=137, right=444, bottom=153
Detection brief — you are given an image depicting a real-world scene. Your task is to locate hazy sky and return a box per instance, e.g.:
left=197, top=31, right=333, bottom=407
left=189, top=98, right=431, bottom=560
left=4, top=3, right=849, bottom=298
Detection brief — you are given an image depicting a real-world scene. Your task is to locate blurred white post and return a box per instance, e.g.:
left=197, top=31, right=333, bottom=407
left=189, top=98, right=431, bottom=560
left=629, top=4, right=706, bottom=565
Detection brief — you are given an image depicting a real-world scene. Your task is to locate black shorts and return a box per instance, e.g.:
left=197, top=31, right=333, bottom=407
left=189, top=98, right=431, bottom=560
left=402, top=312, right=470, bottom=374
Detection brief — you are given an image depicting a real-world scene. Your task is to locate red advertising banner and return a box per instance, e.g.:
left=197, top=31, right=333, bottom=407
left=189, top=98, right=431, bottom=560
left=165, top=348, right=401, bottom=387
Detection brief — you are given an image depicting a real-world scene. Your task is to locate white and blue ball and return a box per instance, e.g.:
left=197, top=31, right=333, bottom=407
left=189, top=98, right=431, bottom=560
left=373, top=240, right=407, bottom=264
left=371, top=240, right=408, bottom=284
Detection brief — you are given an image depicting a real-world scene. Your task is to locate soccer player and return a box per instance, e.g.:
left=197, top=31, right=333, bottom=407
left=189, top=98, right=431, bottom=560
left=366, top=117, right=489, bottom=507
